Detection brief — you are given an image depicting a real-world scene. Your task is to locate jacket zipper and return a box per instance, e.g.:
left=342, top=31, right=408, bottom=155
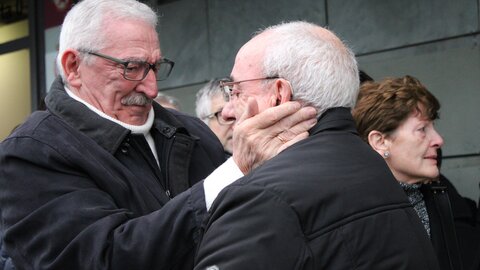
left=163, top=135, right=174, bottom=199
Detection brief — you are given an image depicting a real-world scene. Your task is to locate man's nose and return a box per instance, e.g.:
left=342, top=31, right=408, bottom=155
left=137, top=69, right=158, bottom=98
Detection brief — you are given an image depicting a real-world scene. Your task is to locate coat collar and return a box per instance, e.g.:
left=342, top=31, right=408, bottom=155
left=309, top=107, right=358, bottom=136
left=45, top=76, right=189, bottom=154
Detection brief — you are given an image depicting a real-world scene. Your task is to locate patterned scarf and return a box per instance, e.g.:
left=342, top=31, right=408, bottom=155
left=399, top=182, right=431, bottom=238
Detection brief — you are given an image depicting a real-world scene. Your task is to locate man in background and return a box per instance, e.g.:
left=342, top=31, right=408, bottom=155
left=196, top=79, right=234, bottom=155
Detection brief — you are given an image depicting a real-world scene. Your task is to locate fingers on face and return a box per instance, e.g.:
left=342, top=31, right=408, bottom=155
left=243, top=101, right=301, bottom=129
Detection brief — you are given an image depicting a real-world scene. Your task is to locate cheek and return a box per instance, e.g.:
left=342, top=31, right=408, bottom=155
left=256, top=95, right=275, bottom=112
left=233, top=101, right=247, bottom=119
left=392, top=143, right=416, bottom=161
left=390, top=140, right=425, bottom=169
left=208, top=122, right=221, bottom=134
left=112, top=82, right=137, bottom=99
left=219, top=125, right=231, bottom=136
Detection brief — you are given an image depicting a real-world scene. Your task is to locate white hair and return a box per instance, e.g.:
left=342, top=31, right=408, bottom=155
left=260, top=21, right=359, bottom=116
left=195, top=79, right=224, bottom=124
left=56, top=0, right=158, bottom=80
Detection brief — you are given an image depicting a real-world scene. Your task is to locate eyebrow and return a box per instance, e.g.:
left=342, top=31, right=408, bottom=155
left=117, top=56, right=142, bottom=62
left=124, top=56, right=162, bottom=63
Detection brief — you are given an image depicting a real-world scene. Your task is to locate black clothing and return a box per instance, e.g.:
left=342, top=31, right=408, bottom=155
left=194, top=108, right=440, bottom=270
left=422, top=177, right=480, bottom=270
left=0, top=77, right=225, bottom=269
left=0, top=231, right=14, bottom=270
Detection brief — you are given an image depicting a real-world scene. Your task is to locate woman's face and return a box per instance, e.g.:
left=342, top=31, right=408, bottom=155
left=384, top=109, right=444, bottom=184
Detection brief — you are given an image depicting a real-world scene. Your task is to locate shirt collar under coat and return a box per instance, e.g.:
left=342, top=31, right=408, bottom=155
left=45, top=76, right=191, bottom=155
left=308, top=107, right=359, bottom=136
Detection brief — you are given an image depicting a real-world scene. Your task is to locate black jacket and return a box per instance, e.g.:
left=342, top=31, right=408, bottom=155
left=194, top=108, right=440, bottom=270
left=0, top=77, right=225, bottom=269
left=422, top=177, right=480, bottom=270
left=0, top=231, right=14, bottom=270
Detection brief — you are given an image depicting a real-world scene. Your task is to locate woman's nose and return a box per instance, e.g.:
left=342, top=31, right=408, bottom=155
left=431, top=127, right=444, bottom=148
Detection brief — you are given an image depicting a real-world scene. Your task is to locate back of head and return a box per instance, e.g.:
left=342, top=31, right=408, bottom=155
left=57, top=0, right=158, bottom=79
left=260, top=21, right=359, bottom=116
left=195, top=79, right=224, bottom=124
left=352, top=75, right=440, bottom=142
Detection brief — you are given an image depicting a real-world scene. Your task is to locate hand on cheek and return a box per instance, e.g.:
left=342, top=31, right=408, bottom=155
left=232, top=98, right=317, bottom=174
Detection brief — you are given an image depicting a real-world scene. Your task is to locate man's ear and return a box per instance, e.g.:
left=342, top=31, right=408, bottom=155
left=272, top=79, right=292, bottom=106
left=367, top=130, right=390, bottom=156
left=61, top=49, right=82, bottom=88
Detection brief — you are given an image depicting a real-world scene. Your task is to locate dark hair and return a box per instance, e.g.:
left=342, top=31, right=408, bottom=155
left=359, top=70, right=374, bottom=84
left=352, top=75, right=440, bottom=142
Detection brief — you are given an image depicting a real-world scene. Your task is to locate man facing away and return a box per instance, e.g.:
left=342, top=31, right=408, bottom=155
left=193, top=21, right=441, bottom=270
left=195, top=79, right=234, bottom=155
left=0, top=1, right=317, bottom=269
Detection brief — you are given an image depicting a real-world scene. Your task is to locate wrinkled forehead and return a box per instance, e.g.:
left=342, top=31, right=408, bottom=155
left=232, top=34, right=272, bottom=79
left=102, top=17, right=160, bottom=45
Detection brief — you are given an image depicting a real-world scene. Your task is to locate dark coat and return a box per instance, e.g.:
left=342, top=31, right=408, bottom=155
left=422, top=176, right=480, bottom=270
left=194, top=108, right=441, bottom=270
left=0, top=77, right=225, bottom=269
left=0, top=231, right=14, bottom=270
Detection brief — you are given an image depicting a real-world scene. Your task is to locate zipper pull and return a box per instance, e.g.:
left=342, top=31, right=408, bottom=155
left=165, top=189, right=172, bottom=198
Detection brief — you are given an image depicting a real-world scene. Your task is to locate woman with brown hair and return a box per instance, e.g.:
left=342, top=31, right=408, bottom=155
left=352, top=75, right=480, bottom=270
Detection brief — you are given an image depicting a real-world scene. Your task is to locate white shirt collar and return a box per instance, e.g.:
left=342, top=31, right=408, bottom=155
left=64, top=86, right=154, bottom=135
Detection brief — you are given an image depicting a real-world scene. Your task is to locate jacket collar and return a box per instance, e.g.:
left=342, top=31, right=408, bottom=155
left=45, top=76, right=189, bottom=154
left=309, top=107, right=358, bottom=136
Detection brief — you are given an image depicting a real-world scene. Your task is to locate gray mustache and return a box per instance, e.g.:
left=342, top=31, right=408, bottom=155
left=121, top=93, right=153, bottom=106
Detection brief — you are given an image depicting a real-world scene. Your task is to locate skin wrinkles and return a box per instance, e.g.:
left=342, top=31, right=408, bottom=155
left=73, top=18, right=161, bottom=125
left=383, top=106, right=444, bottom=184
left=222, top=34, right=276, bottom=121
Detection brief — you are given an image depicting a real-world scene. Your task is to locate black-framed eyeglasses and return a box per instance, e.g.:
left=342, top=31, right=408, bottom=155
left=204, top=108, right=234, bottom=126
left=79, top=50, right=174, bottom=81
left=219, top=76, right=280, bottom=101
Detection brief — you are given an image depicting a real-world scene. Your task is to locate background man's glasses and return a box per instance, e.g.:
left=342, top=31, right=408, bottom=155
left=219, top=76, right=279, bottom=101
left=205, top=109, right=234, bottom=125
left=80, top=50, right=174, bottom=81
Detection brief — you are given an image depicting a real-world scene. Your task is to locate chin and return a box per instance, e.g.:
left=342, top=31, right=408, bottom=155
left=418, top=170, right=440, bottom=182
left=122, top=115, right=149, bottom=125
left=429, top=167, right=440, bottom=178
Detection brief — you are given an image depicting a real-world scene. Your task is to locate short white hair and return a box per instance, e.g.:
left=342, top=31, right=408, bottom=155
left=195, top=79, right=224, bottom=125
left=57, top=0, right=158, bottom=80
left=260, top=21, right=359, bottom=116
